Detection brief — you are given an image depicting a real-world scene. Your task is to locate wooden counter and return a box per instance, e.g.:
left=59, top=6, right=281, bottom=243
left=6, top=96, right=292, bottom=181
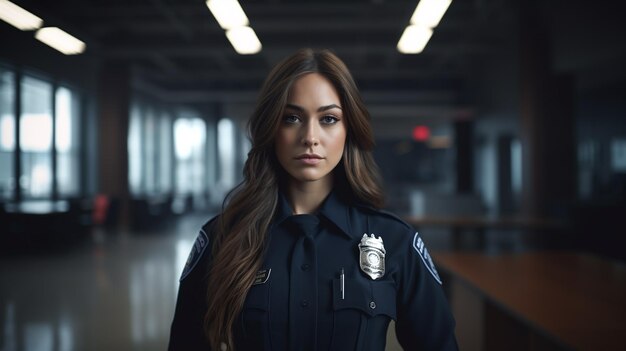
left=405, top=215, right=567, bottom=230
left=404, top=215, right=569, bottom=250
left=434, top=252, right=626, bottom=350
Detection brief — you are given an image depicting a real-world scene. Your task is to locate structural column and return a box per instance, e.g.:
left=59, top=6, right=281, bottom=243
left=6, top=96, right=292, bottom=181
left=519, top=0, right=576, bottom=218
left=455, top=119, right=474, bottom=194
left=497, top=135, right=515, bottom=215
left=97, top=61, right=131, bottom=228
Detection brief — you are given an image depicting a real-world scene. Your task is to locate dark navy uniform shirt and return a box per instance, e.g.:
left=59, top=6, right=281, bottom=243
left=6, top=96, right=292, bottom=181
left=169, top=190, right=458, bottom=350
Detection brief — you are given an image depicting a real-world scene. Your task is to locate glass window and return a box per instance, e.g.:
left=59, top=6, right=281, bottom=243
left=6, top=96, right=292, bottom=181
left=174, top=115, right=206, bottom=198
left=158, top=112, right=172, bottom=194
left=240, top=132, right=251, bottom=171
left=20, top=75, right=53, bottom=198
left=0, top=69, right=15, bottom=200
left=217, top=118, right=235, bottom=190
left=511, top=138, right=522, bottom=202
left=174, top=117, right=191, bottom=195
left=128, top=104, right=143, bottom=195
left=144, top=108, right=156, bottom=194
left=129, top=103, right=177, bottom=197
left=190, top=117, right=206, bottom=199
left=205, top=121, right=217, bottom=189
left=611, top=138, right=626, bottom=172
left=55, top=86, right=80, bottom=197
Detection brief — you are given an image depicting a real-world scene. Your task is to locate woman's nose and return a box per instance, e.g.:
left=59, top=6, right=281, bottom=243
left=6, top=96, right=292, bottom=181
left=302, top=121, right=320, bottom=146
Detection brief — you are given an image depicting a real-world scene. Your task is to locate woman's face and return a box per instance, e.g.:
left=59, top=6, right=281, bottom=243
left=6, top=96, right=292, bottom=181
left=275, top=73, right=347, bottom=186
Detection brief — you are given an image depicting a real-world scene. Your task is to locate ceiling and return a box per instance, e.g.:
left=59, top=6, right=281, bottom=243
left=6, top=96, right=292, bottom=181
left=14, top=1, right=510, bottom=87
left=11, top=0, right=623, bottom=135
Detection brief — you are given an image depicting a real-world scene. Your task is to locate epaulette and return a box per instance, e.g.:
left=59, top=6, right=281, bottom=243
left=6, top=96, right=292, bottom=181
left=356, top=204, right=414, bottom=231
left=201, top=214, right=220, bottom=233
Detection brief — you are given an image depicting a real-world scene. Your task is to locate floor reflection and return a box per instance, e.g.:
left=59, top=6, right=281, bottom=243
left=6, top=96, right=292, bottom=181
left=0, top=213, right=209, bottom=351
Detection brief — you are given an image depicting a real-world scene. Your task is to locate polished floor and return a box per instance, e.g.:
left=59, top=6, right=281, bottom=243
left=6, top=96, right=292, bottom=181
left=0, top=213, right=210, bottom=351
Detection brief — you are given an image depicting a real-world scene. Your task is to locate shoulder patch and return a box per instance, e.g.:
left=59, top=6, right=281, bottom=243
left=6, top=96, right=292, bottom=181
left=180, top=229, right=209, bottom=282
left=412, top=232, right=442, bottom=285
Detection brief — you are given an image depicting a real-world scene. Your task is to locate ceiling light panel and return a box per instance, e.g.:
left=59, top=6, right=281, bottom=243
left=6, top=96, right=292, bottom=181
left=35, top=27, right=86, bottom=55
left=397, top=24, right=433, bottom=54
left=0, top=0, right=43, bottom=30
left=225, top=26, right=262, bottom=55
left=410, top=0, right=452, bottom=28
left=206, top=0, right=249, bottom=30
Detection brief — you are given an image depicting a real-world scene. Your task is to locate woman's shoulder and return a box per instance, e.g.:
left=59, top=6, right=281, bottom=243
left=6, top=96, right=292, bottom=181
left=179, top=214, right=220, bottom=282
left=200, top=214, right=220, bottom=234
left=353, top=204, right=415, bottom=238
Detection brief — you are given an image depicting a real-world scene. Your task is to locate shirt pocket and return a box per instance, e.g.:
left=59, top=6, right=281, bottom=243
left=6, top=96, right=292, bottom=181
left=330, top=275, right=397, bottom=351
left=237, top=282, right=272, bottom=350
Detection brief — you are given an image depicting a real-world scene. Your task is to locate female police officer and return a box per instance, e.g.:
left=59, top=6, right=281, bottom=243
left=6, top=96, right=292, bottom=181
left=168, top=48, right=458, bottom=351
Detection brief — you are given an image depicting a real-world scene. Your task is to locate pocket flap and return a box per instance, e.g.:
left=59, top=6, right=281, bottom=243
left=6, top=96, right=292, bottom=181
left=332, top=278, right=397, bottom=320
left=243, top=283, right=270, bottom=311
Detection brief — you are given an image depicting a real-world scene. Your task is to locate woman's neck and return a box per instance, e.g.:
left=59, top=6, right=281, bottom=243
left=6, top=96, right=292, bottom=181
left=286, top=177, right=333, bottom=215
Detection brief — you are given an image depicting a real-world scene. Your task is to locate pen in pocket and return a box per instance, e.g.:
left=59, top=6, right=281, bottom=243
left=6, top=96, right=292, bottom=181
left=340, top=268, right=345, bottom=300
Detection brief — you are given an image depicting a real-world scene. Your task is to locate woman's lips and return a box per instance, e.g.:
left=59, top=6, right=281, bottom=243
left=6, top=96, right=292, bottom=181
left=295, top=154, right=323, bottom=165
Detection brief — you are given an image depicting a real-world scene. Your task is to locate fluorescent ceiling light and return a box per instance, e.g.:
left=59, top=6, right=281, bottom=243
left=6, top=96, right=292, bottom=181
left=0, top=0, right=43, bottom=30
left=225, top=26, right=261, bottom=55
left=397, top=24, right=433, bottom=54
left=35, top=27, right=86, bottom=55
left=206, top=0, right=249, bottom=30
left=410, top=0, right=452, bottom=28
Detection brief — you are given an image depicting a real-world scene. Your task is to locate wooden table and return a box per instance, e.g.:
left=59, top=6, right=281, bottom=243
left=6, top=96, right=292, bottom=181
left=405, top=215, right=567, bottom=230
left=434, top=252, right=626, bottom=351
left=405, top=215, right=568, bottom=250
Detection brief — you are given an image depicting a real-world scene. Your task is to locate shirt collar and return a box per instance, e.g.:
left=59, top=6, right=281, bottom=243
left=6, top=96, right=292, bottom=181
left=273, top=189, right=355, bottom=240
left=273, top=191, right=293, bottom=226
left=318, top=190, right=354, bottom=239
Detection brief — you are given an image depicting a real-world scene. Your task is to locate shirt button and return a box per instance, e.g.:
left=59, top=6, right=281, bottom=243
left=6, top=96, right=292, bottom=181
left=369, top=301, right=376, bottom=309
left=301, top=300, right=309, bottom=308
left=301, top=263, right=310, bottom=271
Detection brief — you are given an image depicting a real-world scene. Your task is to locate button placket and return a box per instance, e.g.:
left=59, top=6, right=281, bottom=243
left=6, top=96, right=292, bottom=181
left=287, top=215, right=319, bottom=350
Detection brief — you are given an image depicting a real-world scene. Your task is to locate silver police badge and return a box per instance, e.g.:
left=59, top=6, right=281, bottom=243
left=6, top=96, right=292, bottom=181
left=358, top=234, right=386, bottom=280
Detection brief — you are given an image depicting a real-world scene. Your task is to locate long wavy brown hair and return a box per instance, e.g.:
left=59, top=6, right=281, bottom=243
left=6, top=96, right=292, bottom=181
left=204, top=48, right=384, bottom=350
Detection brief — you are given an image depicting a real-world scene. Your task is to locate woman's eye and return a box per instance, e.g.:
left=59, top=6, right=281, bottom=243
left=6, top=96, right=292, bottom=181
left=321, top=115, right=339, bottom=124
left=283, top=115, right=300, bottom=124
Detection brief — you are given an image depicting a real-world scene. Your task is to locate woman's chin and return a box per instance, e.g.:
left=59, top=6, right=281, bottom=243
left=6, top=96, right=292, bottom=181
left=288, top=171, right=333, bottom=185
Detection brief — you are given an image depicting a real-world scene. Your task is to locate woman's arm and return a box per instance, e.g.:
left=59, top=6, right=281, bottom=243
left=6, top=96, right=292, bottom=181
left=395, top=232, right=458, bottom=350
left=168, top=220, right=216, bottom=351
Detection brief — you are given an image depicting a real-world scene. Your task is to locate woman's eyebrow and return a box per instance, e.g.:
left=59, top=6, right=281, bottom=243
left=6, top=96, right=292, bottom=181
left=318, top=104, right=342, bottom=112
left=285, top=103, right=342, bottom=112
